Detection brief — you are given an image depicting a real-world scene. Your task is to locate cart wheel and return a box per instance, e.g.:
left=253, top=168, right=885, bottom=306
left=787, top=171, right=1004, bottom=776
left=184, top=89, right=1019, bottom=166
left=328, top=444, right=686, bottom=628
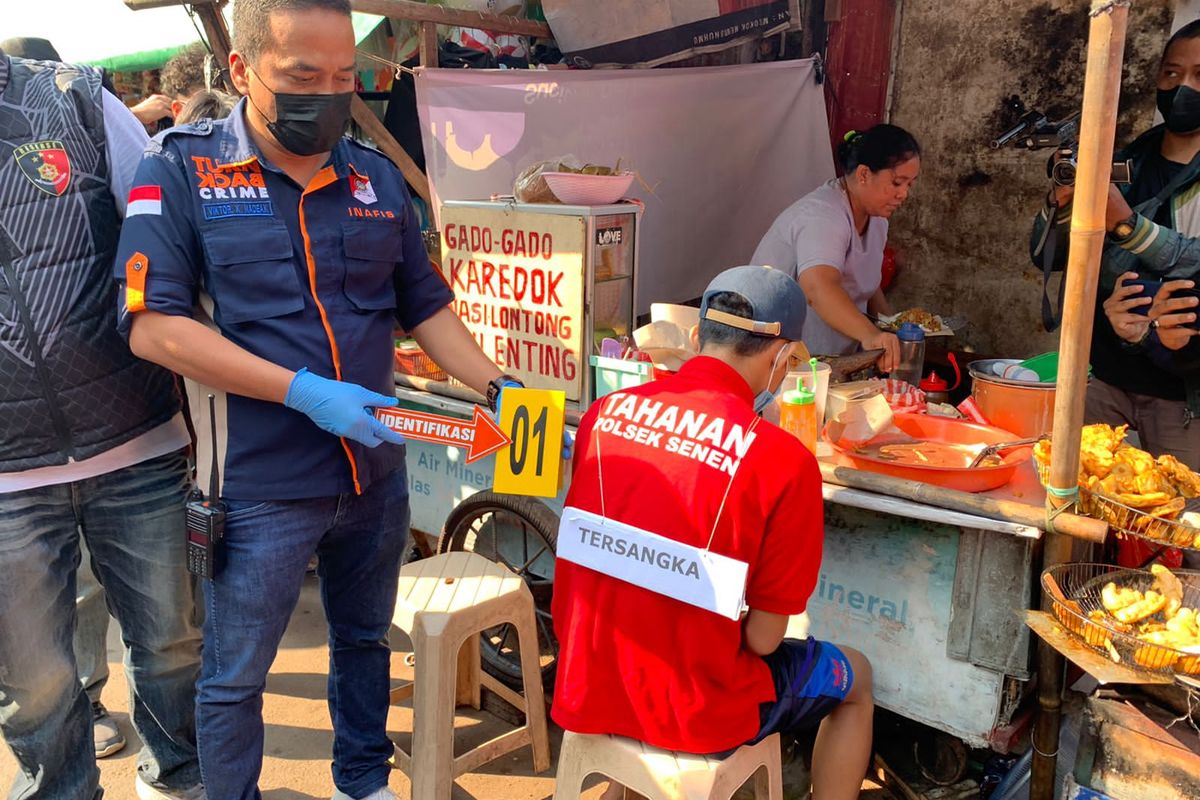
left=912, top=729, right=969, bottom=786
left=439, top=491, right=560, bottom=691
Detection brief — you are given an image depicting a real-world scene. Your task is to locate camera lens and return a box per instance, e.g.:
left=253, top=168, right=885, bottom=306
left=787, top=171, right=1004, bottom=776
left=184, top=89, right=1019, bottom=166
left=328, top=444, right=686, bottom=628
left=1052, top=160, right=1077, bottom=188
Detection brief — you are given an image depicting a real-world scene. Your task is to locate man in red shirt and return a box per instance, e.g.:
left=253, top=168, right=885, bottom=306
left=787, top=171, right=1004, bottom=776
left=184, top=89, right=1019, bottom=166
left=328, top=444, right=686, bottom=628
left=552, top=266, right=873, bottom=799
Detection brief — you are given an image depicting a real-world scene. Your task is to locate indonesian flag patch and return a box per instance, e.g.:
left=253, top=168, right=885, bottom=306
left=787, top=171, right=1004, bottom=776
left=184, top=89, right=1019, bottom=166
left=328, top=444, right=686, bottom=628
left=14, top=140, right=71, bottom=196
left=127, top=185, right=162, bottom=217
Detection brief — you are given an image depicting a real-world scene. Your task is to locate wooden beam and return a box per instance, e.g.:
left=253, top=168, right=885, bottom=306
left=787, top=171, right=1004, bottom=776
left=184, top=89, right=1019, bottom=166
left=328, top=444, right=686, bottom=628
left=351, top=0, right=551, bottom=38
left=124, top=0, right=233, bottom=92
left=350, top=94, right=431, bottom=205
left=123, top=0, right=219, bottom=9
left=419, top=21, right=439, bottom=69
left=193, top=0, right=232, bottom=90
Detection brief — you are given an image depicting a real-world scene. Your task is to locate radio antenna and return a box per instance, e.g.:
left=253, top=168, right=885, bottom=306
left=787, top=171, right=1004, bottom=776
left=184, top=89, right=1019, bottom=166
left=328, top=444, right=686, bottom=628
left=207, top=394, right=220, bottom=502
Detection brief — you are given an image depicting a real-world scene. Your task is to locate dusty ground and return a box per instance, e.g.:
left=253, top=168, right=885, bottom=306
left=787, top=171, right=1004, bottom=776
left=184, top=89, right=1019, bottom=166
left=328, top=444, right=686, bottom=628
left=1, top=574, right=896, bottom=799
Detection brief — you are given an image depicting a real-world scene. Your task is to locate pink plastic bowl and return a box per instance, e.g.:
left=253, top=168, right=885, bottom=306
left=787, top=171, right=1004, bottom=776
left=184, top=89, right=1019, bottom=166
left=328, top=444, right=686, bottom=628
left=542, top=171, right=634, bottom=205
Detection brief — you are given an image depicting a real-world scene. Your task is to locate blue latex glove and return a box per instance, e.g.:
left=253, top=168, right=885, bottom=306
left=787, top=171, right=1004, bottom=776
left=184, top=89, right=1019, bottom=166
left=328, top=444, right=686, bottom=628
left=284, top=368, right=405, bottom=449
left=495, top=381, right=573, bottom=461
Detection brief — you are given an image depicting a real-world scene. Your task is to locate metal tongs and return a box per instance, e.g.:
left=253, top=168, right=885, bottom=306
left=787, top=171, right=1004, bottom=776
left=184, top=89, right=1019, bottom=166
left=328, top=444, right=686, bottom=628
left=968, top=436, right=1045, bottom=469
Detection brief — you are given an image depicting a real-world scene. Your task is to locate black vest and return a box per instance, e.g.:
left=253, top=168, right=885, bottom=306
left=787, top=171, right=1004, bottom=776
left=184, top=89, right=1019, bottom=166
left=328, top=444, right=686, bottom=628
left=0, top=56, right=179, bottom=472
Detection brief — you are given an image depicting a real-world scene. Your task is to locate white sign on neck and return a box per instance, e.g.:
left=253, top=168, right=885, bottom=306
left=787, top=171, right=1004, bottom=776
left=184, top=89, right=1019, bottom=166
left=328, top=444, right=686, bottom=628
left=557, top=506, right=749, bottom=621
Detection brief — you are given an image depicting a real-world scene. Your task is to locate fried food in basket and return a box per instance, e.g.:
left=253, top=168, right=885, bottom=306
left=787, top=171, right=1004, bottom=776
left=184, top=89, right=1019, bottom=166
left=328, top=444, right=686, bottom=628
left=1152, top=563, right=1184, bottom=617
left=1080, top=424, right=1129, bottom=478
left=1037, top=425, right=1200, bottom=540
left=1085, top=610, right=1118, bottom=646
left=1077, top=566, right=1200, bottom=673
left=1101, top=582, right=1141, bottom=614
left=1116, top=590, right=1167, bottom=624
left=1052, top=599, right=1115, bottom=647
left=1157, top=454, right=1200, bottom=498
left=1132, top=637, right=1177, bottom=668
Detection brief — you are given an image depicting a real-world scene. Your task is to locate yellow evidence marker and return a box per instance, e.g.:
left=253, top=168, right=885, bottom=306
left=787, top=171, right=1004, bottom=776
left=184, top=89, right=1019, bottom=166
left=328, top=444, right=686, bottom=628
left=493, top=388, right=566, bottom=498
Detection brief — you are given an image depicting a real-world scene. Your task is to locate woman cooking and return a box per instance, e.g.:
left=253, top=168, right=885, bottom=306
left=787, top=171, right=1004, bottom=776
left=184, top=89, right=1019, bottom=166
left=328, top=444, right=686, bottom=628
left=751, top=124, right=921, bottom=372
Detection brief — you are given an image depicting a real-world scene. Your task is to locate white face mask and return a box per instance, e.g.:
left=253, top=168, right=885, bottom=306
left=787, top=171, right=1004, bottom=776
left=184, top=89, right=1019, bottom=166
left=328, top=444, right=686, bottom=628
left=752, top=342, right=791, bottom=414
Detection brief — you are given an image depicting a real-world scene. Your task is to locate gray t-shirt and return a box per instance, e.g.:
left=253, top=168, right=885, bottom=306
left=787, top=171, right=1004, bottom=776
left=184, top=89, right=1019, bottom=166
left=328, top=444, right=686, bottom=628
left=751, top=179, right=888, bottom=356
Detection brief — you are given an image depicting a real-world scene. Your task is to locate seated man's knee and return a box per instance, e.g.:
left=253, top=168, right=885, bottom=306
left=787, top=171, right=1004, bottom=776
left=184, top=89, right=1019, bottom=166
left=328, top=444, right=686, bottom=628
left=839, top=646, right=873, bottom=700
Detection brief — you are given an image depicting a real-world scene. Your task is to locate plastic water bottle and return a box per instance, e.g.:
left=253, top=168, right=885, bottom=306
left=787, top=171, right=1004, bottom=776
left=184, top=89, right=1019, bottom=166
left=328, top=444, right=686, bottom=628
left=779, top=359, right=819, bottom=453
left=891, top=322, right=926, bottom=388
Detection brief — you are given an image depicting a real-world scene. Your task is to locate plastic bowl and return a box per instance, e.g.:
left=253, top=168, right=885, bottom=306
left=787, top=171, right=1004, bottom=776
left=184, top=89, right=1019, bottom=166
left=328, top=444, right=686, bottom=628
left=542, top=172, right=634, bottom=205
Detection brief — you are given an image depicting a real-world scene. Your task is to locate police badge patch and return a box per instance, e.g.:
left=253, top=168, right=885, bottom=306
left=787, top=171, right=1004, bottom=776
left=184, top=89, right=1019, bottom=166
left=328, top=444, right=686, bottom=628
left=14, top=140, right=71, bottom=196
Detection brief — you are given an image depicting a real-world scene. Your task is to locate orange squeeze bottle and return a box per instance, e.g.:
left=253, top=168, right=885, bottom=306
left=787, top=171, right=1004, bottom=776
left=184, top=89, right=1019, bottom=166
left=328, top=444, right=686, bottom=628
left=779, top=362, right=818, bottom=453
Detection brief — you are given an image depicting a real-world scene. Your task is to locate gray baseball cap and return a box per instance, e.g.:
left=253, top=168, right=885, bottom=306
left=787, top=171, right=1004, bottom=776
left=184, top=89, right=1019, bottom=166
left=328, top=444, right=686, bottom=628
left=699, top=265, right=807, bottom=342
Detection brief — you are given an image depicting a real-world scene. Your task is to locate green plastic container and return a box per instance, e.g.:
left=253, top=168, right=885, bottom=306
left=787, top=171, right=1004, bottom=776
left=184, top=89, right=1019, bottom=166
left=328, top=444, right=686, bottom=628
left=1018, top=351, right=1093, bottom=382
left=590, top=355, right=652, bottom=399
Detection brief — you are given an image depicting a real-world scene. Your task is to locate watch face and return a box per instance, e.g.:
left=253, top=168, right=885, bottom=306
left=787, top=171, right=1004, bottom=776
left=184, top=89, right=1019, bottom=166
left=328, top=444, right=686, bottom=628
left=1116, top=222, right=1134, bottom=238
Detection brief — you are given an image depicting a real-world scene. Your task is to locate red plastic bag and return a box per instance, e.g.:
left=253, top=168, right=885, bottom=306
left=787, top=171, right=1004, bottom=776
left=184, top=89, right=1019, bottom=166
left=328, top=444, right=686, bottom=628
left=1114, top=537, right=1183, bottom=569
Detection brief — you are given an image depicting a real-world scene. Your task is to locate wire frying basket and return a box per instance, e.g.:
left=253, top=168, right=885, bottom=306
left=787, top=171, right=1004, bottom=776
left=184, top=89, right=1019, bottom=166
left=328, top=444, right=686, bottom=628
left=1042, top=563, right=1200, bottom=676
left=1035, top=459, right=1200, bottom=552
left=1079, top=490, right=1200, bottom=550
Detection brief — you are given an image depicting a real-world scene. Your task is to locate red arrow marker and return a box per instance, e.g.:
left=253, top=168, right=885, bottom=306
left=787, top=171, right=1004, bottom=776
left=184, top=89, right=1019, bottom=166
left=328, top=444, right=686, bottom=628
left=375, top=405, right=510, bottom=463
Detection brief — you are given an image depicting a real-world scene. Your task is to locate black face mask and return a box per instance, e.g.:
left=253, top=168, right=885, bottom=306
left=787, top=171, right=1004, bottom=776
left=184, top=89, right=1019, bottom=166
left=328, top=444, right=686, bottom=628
left=1157, top=85, right=1200, bottom=134
left=249, top=71, right=352, bottom=156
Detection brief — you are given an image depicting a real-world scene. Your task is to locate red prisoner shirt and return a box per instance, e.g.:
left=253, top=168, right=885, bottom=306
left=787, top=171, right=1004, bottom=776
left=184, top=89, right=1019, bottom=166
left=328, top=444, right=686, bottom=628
left=551, top=356, right=824, bottom=754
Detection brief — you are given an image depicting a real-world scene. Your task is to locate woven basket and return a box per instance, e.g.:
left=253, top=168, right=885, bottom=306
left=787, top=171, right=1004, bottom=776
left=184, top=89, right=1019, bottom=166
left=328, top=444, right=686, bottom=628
left=394, top=341, right=447, bottom=382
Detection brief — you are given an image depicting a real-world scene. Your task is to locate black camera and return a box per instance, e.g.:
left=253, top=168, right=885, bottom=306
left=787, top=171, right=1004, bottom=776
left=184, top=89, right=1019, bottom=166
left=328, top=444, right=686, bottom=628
left=990, top=96, right=1131, bottom=187
left=1048, top=149, right=1133, bottom=188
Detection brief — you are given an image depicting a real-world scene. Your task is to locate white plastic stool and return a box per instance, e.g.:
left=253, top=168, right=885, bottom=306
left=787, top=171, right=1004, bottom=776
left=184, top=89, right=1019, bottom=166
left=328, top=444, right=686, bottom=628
left=390, top=552, right=551, bottom=799
left=552, top=731, right=784, bottom=800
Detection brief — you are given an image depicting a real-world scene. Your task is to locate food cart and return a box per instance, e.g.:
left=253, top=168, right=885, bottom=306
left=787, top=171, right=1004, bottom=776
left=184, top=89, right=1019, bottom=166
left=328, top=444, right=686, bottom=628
left=399, top=383, right=1049, bottom=752
left=393, top=197, right=1110, bottom=761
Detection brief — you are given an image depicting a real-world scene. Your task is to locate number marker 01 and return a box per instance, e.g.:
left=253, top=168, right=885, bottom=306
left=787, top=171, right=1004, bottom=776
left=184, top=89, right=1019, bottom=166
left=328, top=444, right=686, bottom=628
left=493, top=388, right=566, bottom=498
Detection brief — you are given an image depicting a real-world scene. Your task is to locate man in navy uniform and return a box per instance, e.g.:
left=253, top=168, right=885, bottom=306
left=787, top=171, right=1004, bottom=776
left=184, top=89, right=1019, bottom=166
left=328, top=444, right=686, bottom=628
left=113, top=1, right=550, bottom=797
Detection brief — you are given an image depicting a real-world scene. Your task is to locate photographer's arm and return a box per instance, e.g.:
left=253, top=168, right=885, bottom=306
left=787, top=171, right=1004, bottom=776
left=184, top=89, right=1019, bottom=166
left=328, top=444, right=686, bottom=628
left=1108, top=185, right=1200, bottom=278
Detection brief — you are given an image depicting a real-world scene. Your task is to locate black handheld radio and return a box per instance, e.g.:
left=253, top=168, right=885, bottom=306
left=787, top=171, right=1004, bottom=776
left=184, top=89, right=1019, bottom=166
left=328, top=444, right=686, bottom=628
left=186, top=395, right=226, bottom=578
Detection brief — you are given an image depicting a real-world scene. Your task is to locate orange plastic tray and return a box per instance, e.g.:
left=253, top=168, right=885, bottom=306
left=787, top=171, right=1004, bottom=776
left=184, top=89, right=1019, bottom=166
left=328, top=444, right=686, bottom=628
left=828, top=413, right=1033, bottom=493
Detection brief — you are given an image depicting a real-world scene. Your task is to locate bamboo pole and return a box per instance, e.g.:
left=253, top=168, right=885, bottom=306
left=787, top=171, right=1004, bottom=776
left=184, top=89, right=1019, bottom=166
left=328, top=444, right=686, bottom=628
left=818, top=463, right=1108, bottom=542
left=1032, top=3, right=1129, bottom=798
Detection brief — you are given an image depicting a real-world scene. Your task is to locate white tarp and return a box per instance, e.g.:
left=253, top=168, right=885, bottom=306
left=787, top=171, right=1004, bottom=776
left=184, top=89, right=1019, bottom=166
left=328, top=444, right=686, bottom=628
left=415, top=59, right=833, bottom=310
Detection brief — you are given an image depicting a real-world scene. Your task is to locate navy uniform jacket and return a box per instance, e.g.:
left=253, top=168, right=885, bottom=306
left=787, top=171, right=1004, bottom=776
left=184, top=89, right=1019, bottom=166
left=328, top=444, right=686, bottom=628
left=114, top=98, right=452, bottom=500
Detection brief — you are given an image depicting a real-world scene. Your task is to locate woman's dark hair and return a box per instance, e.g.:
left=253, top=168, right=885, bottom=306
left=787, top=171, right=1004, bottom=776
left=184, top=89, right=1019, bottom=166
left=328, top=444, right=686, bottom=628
left=1165, top=19, right=1200, bottom=60
left=837, top=124, right=921, bottom=174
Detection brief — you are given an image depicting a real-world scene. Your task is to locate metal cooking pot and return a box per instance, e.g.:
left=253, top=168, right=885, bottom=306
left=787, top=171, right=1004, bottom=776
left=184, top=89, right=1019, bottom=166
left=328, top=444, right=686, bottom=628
left=967, top=360, right=1057, bottom=438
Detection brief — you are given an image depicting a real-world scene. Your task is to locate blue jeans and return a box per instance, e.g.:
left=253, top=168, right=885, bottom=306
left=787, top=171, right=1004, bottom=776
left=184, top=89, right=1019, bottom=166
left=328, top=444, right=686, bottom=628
left=197, top=466, right=411, bottom=800
left=75, top=539, right=111, bottom=705
left=0, top=450, right=201, bottom=800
